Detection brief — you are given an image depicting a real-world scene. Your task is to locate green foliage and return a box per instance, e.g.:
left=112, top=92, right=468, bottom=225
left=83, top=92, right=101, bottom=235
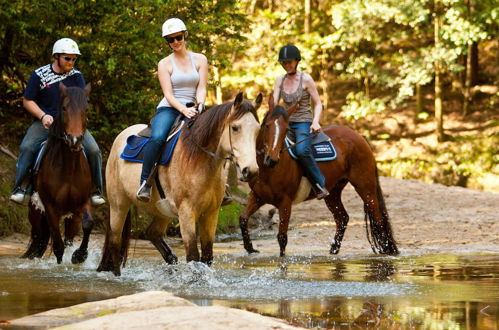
left=0, top=0, right=248, bottom=149
left=0, top=154, right=29, bottom=237
left=217, top=203, right=244, bottom=235
left=377, top=132, right=499, bottom=190
left=341, top=92, right=386, bottom=120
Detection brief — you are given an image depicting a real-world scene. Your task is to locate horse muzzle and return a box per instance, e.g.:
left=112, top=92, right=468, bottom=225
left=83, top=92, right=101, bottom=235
left=238, top=166, right=258, bottom=182
left=64, top=133, right=84, bottom=152
left=263, top=154, right=279, bottom=168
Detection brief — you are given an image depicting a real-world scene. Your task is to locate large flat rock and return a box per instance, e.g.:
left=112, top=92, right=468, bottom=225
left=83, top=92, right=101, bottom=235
left=7, top=291, right=302, bottom=330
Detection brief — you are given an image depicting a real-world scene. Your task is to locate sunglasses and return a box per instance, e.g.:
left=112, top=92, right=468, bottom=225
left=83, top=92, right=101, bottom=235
left=61, top=56, right=77, bottom=62
left=165, top=34, right=184, bottom=44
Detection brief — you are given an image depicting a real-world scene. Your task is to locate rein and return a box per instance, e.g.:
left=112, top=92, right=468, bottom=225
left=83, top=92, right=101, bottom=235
left=256, top=127, right=315, bottom=155
left=190, top=118, right=235, bottom=163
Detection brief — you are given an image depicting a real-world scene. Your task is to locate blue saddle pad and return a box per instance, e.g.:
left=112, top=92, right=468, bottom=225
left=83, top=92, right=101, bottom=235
left=120, top=130, right=181, bottom=165
left=284, top=136, right=337, bottom=162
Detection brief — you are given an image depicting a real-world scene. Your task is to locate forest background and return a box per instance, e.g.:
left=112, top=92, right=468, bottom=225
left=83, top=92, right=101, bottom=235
left=0, top=0, right=497, bottom=236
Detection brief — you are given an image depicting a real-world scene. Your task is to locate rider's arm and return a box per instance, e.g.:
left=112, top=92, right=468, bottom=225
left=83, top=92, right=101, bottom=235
left=23, top=98, right=45, bottom=120
left=304, top=74, right=323, bottom=132
left=158, top=57, right=196, bottom=118
left=23, top=71, right=53, bottom=128
left=273, top=76, right=283, bottom=105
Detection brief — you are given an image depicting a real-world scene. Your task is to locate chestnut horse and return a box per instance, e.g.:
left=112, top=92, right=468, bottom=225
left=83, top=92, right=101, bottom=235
left=22, top=83, right=94, bottom=264
left=240, top=97, right=398, bottom=256
left=98, top=93, right=262, bottom=276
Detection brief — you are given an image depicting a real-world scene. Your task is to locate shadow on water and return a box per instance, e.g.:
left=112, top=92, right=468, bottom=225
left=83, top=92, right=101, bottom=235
left=0, top=244, right=498, bottom=329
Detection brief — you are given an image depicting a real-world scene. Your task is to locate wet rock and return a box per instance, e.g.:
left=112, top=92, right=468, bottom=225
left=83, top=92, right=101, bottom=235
left=8, top=291, right=302, bottom=330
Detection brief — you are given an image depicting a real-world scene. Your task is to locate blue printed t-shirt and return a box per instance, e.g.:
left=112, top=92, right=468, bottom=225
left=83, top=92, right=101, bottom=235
left=23, top=63, right=85, bottom=117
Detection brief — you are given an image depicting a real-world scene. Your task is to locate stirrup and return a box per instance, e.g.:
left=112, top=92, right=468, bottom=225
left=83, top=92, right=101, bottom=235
left=136, top=181, right=152, bottom=202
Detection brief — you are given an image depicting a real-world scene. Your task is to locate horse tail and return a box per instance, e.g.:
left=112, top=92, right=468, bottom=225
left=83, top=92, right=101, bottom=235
left=120, top=211, right=132, bottom=267
left=364, top=166, right=399, bottom=255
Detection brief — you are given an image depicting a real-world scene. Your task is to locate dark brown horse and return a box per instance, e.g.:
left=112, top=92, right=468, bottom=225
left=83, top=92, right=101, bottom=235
left=240, top=97, right=398, bottom=256
left=22, top=83, right=94, bottom=264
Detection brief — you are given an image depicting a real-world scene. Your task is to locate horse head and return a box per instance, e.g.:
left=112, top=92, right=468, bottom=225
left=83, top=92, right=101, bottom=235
left=221, top=92, right=262, bottom=181
left=260, top=95, right=298, bottom=168
left=58, top=83, right=91, bottom=152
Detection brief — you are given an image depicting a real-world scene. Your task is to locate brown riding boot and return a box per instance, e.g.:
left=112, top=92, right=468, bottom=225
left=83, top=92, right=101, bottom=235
left=315, top=183, right=329, bottom=200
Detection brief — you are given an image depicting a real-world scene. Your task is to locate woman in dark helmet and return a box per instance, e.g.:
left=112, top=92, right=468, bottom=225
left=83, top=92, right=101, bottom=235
left=272, top=44, right=329, bottom=199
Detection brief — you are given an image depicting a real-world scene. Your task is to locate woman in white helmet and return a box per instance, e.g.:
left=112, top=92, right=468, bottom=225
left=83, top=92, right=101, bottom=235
left=10, top=38, right=106, bottom=206
left=136, top=18, right=208, bottom=202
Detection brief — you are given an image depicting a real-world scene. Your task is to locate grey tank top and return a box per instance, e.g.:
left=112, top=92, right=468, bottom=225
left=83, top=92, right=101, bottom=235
left=158, top=52, right=200, bottom=108
left=279, top=72, right=312, bottom=122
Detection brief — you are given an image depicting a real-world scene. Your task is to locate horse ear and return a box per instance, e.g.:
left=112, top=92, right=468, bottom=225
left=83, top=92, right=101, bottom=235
left=268, top=94, right=275, bottom=111
left=84, top=83, right=91, bottom=97
left=234, top=92, right=244, bottom=109
left=59, top=82, right=67, bottom=96
left=287, top=102, right=298, bottom=116
left=252, top=93, right=263, bottom=111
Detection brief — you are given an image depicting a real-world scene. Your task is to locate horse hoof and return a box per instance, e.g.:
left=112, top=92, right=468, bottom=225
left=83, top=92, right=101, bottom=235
left=247, top=248, right=260, bottom=254
left=330, top=246, right=340, bottom=255
left=167, top=254, right=178, bottom=264
left=71, top=249, right=88, bottom=264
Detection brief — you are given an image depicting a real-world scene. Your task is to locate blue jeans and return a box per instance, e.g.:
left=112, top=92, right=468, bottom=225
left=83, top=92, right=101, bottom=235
left=13, top=120, right=104, bottom=194
left=140, top=106, right=182, bottom=183
left=290, top=121, right=325, bottom=188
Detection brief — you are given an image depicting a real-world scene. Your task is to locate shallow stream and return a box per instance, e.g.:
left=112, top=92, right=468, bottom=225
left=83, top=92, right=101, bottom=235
left=1, top=241, right=498, bottom=328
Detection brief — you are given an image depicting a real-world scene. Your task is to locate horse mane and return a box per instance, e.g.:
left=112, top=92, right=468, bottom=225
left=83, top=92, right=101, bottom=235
left=263, top=105, right=289, bottom=124
left=181, top=99, right=258, bottom=162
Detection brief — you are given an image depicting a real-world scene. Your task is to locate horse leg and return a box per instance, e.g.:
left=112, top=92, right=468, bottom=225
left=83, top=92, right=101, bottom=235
left=72, top=207, right=94, bottom=264
left=145, top=216, right=177, bottom=265
left=64, top=214, right=81, bottom=247
left=44, top=205, right=64, bottom=263
left=351, top=171, right=399, bottom=255
left=22, top=203, right=50, bottom=259
left=239, top=192, right=264, bottom=254
left=277, top=199, right=292, bottom=257
left=178, top=207, right=199, bottom=262
left=199, top=211, right=219, bottom=265
left=324, top=180, right=349, bottom=254
left=97, top=205, right=131, bottom=276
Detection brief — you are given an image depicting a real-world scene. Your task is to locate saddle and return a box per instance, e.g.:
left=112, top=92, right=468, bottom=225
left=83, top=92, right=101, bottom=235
left=284, top=131, right=337, bottom=162
left=120, top=115, right=184, bottom=165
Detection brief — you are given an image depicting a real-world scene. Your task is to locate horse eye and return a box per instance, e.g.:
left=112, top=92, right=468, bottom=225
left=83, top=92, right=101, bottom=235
left=231, top=124, right=239, bottom=132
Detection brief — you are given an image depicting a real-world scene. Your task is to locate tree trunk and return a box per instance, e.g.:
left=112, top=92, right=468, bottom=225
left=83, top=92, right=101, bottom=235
left=319, top=48, right=328, bottom=113
left=416, top=83, right=424, bottom=118
left=470, top=42, right=479, bottom=85
left=304, top=0, right=311, bottom=34
left=213, top=65, right=223, bottom=104
left=434, top=0, right=445, bottom=142
left=462, top=42, right=473, bottom=116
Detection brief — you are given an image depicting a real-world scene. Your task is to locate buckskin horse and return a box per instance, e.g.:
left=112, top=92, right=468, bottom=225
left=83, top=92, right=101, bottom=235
left=22, top=83, right=94, bottom=264
left=239, top=96, right=398, bottom=256
left=98, top=92, right=262, bottom=276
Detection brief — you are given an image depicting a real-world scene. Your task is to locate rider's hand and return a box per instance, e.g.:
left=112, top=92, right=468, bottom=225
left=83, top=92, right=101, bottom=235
left=183, top=106, right=198, bottom=119
left=310, top=120, right=321, bottom=133
left=41, top=114, right=54, bottom=129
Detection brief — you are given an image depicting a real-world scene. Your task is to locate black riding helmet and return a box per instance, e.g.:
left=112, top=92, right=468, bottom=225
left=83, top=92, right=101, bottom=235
left=278, top=44, right=301, bottom=62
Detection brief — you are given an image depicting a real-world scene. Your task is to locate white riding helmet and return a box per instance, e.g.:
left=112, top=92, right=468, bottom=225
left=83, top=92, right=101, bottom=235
left=162, top=18, right=187, bottom=37
left=52, top=38, right=81, bottom=55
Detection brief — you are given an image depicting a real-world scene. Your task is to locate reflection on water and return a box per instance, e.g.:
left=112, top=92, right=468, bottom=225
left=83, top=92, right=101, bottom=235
left=0, top=245, right=498, bottom=329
